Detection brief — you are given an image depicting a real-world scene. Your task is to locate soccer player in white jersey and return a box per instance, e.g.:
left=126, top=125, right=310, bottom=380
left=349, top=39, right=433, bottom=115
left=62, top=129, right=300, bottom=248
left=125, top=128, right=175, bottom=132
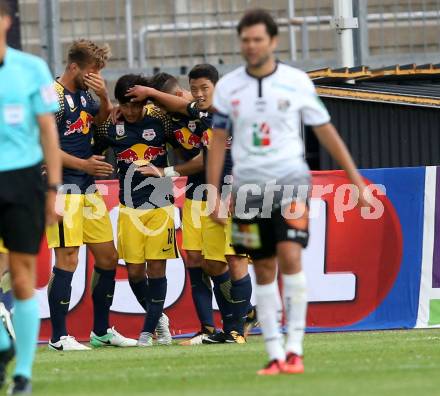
left=207, top=9, right=372, bottom=375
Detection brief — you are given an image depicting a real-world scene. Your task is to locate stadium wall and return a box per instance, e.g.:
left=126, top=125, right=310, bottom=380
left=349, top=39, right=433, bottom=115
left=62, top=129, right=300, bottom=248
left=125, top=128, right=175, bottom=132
left=35, top=167, right=438, bottom=341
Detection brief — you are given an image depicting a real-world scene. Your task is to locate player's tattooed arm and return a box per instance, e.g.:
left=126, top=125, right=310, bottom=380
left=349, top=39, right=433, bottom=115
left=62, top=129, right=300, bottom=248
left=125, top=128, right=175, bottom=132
left=84, top=72, right=113, bottom=126
left=126, top=86, right=190, bottom=116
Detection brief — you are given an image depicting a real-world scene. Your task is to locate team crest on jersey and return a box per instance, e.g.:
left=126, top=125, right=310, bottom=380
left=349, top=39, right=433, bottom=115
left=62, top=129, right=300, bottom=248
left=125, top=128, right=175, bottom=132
left=142, top=129, right=156, bottom=141
left=65, top=95, right=75, bottom=109
left=188, top=120, right=196, bottom=132
left=81, top=96, right=87, bottom=107
left=278, top=99, right=290, bottom=112
left=116, top=123, right=125, bottom=137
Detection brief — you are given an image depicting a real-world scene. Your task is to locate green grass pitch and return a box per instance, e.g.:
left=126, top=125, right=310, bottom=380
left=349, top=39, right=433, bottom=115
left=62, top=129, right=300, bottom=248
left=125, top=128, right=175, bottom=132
left=12, top=329, right=440, bottom=396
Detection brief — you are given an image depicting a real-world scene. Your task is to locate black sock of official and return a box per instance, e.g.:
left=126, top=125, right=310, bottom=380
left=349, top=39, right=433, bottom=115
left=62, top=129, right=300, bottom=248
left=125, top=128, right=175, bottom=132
left=231, top=274, right=253, bottom=335
left=48, top=267, right=74, bottom=343
left=211, top=272, right=234, bottom=334
left=129, top=278, right=150, bottom=312
left=91, top=267, right=116, bottom=336
left=143, top=277, right=167, bottom=334
left=188, top=267, right=215, bottom=330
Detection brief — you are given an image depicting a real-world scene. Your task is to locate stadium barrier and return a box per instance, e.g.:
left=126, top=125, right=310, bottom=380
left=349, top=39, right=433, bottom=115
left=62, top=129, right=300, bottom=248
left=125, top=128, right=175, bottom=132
left=36, top=167, right=438, bottom=341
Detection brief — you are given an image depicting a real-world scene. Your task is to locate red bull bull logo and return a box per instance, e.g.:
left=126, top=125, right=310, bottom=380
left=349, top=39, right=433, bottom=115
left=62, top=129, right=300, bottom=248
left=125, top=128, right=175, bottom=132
left=117, top=143, right=166, bottom=166
left=64, top=111, right=94, bottom=136
left=173, top=127, right=202, bottom=150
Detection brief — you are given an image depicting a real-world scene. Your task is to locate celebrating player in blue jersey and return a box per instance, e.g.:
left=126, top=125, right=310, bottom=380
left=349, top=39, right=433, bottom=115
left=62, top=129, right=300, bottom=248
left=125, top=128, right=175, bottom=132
left=94, top=74, right=176, bottom=346
left=127, top=65, right=257, bottom=345
left=46, top=40, right=136, bottom=351
left=0, top=1, right=62, bottom=393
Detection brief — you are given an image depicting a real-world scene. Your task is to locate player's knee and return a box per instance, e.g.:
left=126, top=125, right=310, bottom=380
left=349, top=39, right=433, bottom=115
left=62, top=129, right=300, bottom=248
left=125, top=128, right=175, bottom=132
left=94, top=248, right=118, bottom=270
left=55, top=247, right=79, bottom=271
left=147, top=261, right=166, bottom=278
left=185, top=250, right=203, bottom=268
left=202, top=259, right=227, bottom=277
left=10, top=271, right=33, bottom=299
left=126, top=264, right=145, bottom=283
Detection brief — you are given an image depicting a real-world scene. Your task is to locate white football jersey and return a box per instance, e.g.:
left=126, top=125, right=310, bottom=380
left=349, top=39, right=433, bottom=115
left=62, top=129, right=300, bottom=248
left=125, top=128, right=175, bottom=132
left=213, top=63, right=330, bottom=190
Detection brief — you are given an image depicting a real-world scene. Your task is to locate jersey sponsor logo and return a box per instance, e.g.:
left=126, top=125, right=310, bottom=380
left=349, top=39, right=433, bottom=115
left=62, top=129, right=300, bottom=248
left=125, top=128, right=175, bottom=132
left=232, top=223, right=261, bottom=249
left=3, top=104, right=24, bottom=125
left=65, top=95, right=75, bottom=110
left=201, top=128, right=212, bottom=148
left=278, top=98, right=291, bottom=112
left=252, top=122, right=271, bottom=147
left=142, top=129, right=156, bottom=141
left=64, top=111, right=94, bottom=136
left=255, top=99, right=267, bottom=112
left=81, top=96, right=87, bottom=107
left=174, top=127, right=201, bottom=149
left=117, top=143, right=166, bottom=166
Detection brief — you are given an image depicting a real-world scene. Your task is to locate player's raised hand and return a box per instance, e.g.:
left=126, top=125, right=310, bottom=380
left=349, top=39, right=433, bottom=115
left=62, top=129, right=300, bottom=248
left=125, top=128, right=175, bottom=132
left=84, top=73, right=108, bottom=98
left=110, top=105, right=122, bottom=124
left=126, top=85, right=152, bottom=102
left=82, top=155, right=114, bottom=177
left=136, top=165, right=164, bottom=177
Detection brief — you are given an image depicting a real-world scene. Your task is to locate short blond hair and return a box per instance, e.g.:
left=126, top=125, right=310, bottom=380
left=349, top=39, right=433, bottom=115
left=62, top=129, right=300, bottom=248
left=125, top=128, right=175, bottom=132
left=67, top=39, right=111, bottom=70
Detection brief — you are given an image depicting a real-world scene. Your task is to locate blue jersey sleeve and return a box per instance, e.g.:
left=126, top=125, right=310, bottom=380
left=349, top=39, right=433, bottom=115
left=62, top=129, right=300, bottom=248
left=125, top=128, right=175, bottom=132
left=30, top=59, right=60, bottom=115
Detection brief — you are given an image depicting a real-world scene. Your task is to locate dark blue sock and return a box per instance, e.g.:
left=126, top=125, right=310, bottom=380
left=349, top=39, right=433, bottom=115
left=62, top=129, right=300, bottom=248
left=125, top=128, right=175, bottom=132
left=47, top=267, right=73, bottom=342
left=211, top=272, right=234, bottom=333
left=231, top=274, right=253, bottom=334
left=91, top=267, right=116, bottom=336
left=188, top=267, right=214, bottom=329
left=143, top=277, right=167, bottom=333
left=129, top=278, right=150, bottom=312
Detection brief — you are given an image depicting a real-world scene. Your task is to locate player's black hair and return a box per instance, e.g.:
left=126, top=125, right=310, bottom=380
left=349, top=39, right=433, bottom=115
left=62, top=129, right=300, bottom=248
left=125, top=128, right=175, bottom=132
left=114, top=74, right=151, bottom=104
left=237, top=9, right=278, bottom=38
left=150, top=72, right=180, bottom=94
left=188, top=64, right=219, bottom=85
left=0, top=0, right=11, bottom=16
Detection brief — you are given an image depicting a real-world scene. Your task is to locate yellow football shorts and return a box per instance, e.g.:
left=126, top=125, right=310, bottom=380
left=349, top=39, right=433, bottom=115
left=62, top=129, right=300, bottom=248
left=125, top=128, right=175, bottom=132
left=0, top=240, right=7, bottom=254
left=46, top=193, right=113, bottom=248
left=117, top=204, right=179, bottom=264
left=182, top=198, right=207, bottom=251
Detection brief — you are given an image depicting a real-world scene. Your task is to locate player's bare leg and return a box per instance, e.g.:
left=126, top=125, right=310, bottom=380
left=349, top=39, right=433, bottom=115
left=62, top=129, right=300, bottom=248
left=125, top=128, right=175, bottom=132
left=88, top=241, right=136, bottom=348
left=276, top=241, right=306, bottom=374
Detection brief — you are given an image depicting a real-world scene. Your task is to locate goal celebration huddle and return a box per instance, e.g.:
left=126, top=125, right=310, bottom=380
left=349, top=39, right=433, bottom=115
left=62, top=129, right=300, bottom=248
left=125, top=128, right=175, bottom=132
left=0, top=3, right=372, bottom=394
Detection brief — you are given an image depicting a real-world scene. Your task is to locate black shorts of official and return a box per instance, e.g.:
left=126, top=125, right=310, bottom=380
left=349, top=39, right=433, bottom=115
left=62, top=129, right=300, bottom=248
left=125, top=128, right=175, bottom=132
left=231, top=205, right=309, bottom=261
left=0, top=164, right=46, bottom=255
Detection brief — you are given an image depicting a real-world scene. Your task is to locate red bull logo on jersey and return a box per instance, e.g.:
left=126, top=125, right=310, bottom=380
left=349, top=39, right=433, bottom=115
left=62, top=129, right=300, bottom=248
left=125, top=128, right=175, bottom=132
left=117, top=143, right=166, bottom=166
left=173, top=127, right=202, bottom=150
left=65, top=111, right=94, bottom=136
left=201, top=128, right=212, bottom=148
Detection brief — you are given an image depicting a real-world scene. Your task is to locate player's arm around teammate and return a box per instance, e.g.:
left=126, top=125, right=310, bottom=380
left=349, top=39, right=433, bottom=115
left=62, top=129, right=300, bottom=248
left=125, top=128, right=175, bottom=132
left=95, top=75, right=178, bottom=347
